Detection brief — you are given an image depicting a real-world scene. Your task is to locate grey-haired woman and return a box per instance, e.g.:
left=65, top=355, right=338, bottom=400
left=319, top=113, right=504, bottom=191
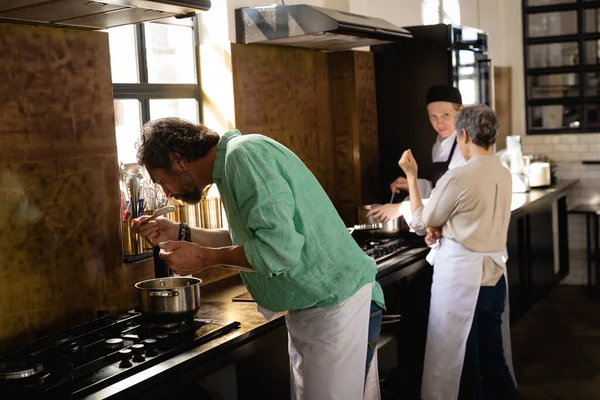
left=399, top=105, right=517, bottom=400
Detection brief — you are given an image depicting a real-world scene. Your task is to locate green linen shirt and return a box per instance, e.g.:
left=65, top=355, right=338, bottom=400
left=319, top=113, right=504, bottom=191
left=212, top=130, right=385, bottom=312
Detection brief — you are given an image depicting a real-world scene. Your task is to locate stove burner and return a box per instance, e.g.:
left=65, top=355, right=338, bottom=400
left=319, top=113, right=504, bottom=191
left=360, top=237, right=407, bottom=262
left=151, top=321, right=182, bottom=329
left=0, top=360, right=44, bottom=380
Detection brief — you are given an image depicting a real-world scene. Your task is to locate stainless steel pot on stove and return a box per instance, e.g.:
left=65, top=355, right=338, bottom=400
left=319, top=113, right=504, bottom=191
left=356, top=204, right=403, bottom=236
left=135, top=277, right=202, bottom=322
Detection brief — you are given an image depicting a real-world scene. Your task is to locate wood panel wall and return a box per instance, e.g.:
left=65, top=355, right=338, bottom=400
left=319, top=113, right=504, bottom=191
left=494, top=66, right=512, bottom=151
left=231, top=44, right=380, bottom=225
left=329, top=51, right=380, bottom=224
left=231, top=44, right=337, bottom=202
left=0, top=22, right=154, bottom=350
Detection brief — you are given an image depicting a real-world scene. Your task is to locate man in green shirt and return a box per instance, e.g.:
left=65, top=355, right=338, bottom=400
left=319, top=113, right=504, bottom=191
left=134, top=117, right=385, bottom=399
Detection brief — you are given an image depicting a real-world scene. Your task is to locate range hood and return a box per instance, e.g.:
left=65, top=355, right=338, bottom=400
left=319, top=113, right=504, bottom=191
left=0, top=0, right=211, bottom=30
left=235, top=4, right=412, bottom=52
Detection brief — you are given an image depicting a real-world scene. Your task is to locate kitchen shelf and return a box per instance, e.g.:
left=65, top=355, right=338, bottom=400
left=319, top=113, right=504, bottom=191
left=526, top=32, right=600, bottom=45
left=523, top=1, right=600, bottom=134
left=527, top=66, right=581, bottom=76
left=527, top=97, right=581, bottom=106
left=526, top=1, right=600, bottom=14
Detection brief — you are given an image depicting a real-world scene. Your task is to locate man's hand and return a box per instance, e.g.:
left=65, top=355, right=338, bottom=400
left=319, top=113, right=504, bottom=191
left=390, top=177, right=409, bottom=193
left=132, top=216, right=179, bottom=247
left=398, top=150, right=419, bottom=179
left=158, top=241, right=216, bottom=275
left=366, top=203, right=402, bottom=223
left=425, top=227, right=442, bottom=246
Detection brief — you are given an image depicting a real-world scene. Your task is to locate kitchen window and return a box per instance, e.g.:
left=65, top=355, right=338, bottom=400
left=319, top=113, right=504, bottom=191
left=109, top=17, right=201, bottom=163
left=523, top=1, right=600, bottom=133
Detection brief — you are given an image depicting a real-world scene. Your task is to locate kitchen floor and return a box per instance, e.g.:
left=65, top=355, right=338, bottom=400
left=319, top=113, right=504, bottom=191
left=512, top=285, right=600, bottom=399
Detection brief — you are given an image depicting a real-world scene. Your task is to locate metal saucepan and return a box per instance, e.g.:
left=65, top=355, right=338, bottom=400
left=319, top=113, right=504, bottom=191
left=356, top=204, right=403, bottom=236
left=135, top=277, right=202, bottom=322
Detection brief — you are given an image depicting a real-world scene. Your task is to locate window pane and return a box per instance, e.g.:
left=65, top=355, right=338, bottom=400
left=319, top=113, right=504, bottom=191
left=114, top=100, right=142, bottom=163
left=586, top=40, right=600, bottom=64
left=586, top=9, right=600, bottom=33
left=150, top=99, right=199, bottom=123
left=527, top=0, right=575, bottom=5
left=145, top=23, right=196, bottom=84
left=108, top=25, right=139, bottom=83
left=587, top=105, right=600, bottom=127
left=528, top=11, right=577, bottom=38
left=587, top=73, right=600, bottom=96
left=528, top=74, right=579, bottom=99
left=529, top=105, right=580, bottom=130
left=457, top=50, right=479, bottom=105
left=528, top=42, right=578, bottom=68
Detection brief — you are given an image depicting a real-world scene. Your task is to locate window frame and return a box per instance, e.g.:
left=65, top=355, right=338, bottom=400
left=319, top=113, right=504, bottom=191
left=112, top=16, right=202, bottom=126
left=523, top=0, right=600, bottom=134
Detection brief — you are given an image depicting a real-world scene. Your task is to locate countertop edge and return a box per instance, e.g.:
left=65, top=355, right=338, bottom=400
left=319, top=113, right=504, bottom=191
left=510, top=180, right=579, bottom=215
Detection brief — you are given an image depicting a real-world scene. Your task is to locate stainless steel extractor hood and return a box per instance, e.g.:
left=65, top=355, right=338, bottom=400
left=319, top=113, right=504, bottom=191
left=235, top=4, right=412, bottom=52
left=0, top=0, right=211, bottom=30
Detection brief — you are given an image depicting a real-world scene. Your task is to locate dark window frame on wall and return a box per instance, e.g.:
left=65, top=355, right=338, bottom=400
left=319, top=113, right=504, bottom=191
left=112, top=15, right=202, bottom=128
left=523, top=0, right=600, bottom=134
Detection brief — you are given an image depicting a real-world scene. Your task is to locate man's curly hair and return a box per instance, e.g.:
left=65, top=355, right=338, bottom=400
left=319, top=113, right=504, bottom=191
left=137, top=117, right=220, bottom=171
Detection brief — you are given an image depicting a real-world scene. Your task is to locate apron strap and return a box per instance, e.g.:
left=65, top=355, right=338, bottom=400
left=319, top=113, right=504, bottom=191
left=430, top=137, right=459, bottom=187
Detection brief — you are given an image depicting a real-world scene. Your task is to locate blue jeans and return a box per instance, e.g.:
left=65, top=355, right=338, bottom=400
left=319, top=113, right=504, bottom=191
left=459, top=275, right=517, bottom=400
left=365, top=301, right=383, bottom=385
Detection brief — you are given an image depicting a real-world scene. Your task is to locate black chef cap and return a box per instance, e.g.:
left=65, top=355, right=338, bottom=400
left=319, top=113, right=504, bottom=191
left=426, top=85, right=463, bottom=106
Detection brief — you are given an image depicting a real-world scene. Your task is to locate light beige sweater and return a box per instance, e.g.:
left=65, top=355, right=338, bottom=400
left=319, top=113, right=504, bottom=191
left=410, top=155, right=513, bottom=286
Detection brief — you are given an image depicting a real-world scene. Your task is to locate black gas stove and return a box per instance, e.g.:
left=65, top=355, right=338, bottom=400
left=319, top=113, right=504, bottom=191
left=0, top=311, right=240, bottom=399
left=359, top=237, right=409, bottom=263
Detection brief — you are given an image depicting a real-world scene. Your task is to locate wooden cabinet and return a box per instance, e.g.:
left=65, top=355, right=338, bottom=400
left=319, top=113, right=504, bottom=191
left=527, top=202, right=556, bottom=305
left=507, top=195, right=569, bottom=324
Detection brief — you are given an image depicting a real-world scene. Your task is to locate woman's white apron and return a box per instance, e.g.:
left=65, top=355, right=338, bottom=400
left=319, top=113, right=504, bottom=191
left=421, top=238, right=516, bottom=400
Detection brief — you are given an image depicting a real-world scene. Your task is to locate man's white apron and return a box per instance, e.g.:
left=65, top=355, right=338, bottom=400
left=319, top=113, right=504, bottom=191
left=422, top=238, right=516, bottom=400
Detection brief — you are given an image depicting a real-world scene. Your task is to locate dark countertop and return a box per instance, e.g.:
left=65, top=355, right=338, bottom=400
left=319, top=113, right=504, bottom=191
left=87, top=277, right=284, bottom=399
left=510, top=179, right=578, bottom=217
left=569, top=203, right=600, bottom=214
left=88, top=180, right=579, bottom=399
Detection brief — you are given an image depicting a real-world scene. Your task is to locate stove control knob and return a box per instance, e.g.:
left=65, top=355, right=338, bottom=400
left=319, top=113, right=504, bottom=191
left=157, top=333, right=169, bottom=350
left=105, top=338, right=124, bottom=352
left=119, top=348, right=133, bottom=368
left=132, top=344, right=145, bottom=362
left=121, top=334, right=140, bottom=344
left=143, top=338, right=158, bottom=357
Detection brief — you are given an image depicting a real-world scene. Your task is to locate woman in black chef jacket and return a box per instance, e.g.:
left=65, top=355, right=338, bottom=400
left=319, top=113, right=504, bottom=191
left=368, top=85, right=466, bottom=222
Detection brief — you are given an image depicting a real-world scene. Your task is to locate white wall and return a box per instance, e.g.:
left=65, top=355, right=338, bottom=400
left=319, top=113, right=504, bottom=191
left=349, top=0, right=423, bottom=27
left=461, top=0, right=479, bottom=28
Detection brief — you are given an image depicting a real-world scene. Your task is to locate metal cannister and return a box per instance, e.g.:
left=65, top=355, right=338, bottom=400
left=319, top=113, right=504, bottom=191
left=200, top=197, right=223, bottom=229
left=122, top=220, right=143, bottom=256
left=198, top=184, right=223, bottom=229
left=172, top=203, right=200, bottom=227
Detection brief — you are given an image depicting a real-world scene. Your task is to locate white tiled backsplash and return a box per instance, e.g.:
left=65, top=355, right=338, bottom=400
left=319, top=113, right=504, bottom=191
left=521, top=134, right=600, bottom=285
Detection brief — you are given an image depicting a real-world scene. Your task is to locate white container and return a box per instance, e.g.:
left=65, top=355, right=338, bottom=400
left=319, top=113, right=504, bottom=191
left=528, top=162, right=551, bottom=188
